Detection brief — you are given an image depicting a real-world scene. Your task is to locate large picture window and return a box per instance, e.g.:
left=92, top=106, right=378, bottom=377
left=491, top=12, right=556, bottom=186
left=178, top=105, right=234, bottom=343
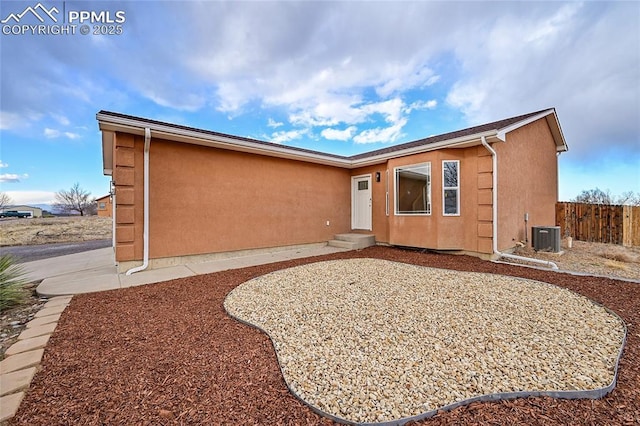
left=443, top=160, right=460, bottom=216
left=395, top=163, right=431, bottom=215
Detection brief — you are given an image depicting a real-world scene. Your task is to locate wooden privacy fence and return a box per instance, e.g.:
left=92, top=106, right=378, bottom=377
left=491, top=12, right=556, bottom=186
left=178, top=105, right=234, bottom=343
left=556, top=202, right=640, bottom=246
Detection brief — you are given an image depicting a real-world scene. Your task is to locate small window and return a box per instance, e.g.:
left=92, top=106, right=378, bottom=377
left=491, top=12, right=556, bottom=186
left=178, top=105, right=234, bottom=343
left=358, top=181, right=368, bottom=191
left=443, top=160, right=460, bottom=216
left=395, top=163, right=431, bottom=215
left=99, top=202, right=106, bottom=210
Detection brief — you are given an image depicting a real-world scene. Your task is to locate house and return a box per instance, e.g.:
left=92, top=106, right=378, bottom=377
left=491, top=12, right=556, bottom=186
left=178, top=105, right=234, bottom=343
left=1, top=205, right=43, bottom=218
left=95, top=194, right=113, bottom=217
left=98, top=108, right=568, bottom=273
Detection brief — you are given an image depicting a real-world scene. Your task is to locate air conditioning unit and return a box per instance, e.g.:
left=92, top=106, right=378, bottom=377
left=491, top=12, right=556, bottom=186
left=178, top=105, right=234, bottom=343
left=532, top=226, right=561, bottom=252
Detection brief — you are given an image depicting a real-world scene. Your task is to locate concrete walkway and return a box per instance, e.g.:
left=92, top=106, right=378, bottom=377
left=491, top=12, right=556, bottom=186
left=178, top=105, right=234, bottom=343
left=32, top=244, right=349, bottom=297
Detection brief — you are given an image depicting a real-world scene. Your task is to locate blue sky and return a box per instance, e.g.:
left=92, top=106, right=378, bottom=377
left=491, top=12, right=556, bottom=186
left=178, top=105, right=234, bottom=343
left=1, top=0, right=638, bottom=206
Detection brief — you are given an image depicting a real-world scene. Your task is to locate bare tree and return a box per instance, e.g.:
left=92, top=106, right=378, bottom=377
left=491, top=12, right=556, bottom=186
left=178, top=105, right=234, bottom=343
left=573, top=188, right=640, bottom=206
left=54, top=183, right=95, bottom=216
left=573, top=188, right=614, bottom=205
left=0, top=192, right=12, bottom=210
left=617, top=191, right=640, bottom=206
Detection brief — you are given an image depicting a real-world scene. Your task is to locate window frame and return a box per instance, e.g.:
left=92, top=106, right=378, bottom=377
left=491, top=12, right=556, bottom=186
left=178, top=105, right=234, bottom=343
left=394, top=162, right=431, bottom=216
left=442, top=160, right=460, bottom=216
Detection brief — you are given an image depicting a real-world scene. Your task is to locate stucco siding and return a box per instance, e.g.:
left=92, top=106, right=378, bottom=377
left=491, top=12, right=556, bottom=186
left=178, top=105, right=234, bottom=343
left=103, top=110, right=565, bottom=265
left=495, top=118, right=559, bottom=251
left=113, top=132, right=138, bottom=261
left=114, top=135, right=352, bottom=262
left=384, top=149, right=479, bottom=251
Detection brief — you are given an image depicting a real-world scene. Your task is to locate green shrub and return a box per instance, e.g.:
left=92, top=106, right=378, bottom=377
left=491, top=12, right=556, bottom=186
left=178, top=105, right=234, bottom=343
left=0, top=255, right=29, bottom=312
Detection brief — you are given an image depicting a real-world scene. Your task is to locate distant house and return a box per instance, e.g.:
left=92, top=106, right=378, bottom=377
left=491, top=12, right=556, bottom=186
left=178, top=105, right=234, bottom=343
left=1, top=205, right=43, bottom=218
left=95, top=194, right=113, bottom=217
left=98, top=108, right=568, bottom=272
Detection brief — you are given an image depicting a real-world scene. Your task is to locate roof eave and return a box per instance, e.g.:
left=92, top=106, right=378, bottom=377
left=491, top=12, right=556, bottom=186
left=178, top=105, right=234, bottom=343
left=496, top=108, right=568, bottom=152
left=349, top=131, right=500, bottom=168
left=101, top=130, right=114, bottom=176
left=97, top=109, right=568, bottom=170
left=97, top=112, right=352, bottom=169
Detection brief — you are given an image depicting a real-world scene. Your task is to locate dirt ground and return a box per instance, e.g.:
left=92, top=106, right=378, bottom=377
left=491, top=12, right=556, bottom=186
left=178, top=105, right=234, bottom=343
left=512, top=239, right=640, bottom=281
left=10, top=246, right=639, bottom=425
left=0, top=216, right=112, bottom=246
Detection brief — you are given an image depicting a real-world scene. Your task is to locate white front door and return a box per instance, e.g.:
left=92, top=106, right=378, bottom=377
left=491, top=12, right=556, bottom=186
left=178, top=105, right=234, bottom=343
left=352, top=175, right=372, bottom=230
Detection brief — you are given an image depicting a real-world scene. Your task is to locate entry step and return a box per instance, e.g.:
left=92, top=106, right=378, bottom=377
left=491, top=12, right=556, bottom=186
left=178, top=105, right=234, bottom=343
left=328, top=234, right=375, bottom=250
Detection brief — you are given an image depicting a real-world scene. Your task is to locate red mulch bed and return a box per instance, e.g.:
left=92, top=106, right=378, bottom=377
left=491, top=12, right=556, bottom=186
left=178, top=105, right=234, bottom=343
left=11, top=246, right=639, bottom=425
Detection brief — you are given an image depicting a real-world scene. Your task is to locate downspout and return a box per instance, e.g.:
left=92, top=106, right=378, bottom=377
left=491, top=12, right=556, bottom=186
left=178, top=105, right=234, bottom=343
left=111, top=184, right=116, bottom=250
left=480, top=136, right=558, bottom=270
left=126, top=127, right=151, bottom=275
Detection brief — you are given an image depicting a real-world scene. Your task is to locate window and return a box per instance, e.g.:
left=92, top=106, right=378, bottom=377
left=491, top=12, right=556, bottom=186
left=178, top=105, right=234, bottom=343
left=395, top=163, right=431, bottom=215
left=443, top=160, right=460, bottom=215
left=99, top=202, right=106, bottom=210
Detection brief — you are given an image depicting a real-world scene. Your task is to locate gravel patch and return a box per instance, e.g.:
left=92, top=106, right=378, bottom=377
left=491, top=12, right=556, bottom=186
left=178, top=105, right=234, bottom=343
left=225, top=258, right=626, bottom=424
left=512, top=241, right=640, bottom=281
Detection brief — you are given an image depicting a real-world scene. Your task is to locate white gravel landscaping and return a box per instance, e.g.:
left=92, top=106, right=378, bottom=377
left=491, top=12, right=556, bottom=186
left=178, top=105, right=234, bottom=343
left=224, top=258, right=626, bottom=424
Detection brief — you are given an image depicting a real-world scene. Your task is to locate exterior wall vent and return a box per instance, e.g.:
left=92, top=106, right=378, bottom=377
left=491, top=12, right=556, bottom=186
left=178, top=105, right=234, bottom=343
left=532, top=226, right=561, bottom=252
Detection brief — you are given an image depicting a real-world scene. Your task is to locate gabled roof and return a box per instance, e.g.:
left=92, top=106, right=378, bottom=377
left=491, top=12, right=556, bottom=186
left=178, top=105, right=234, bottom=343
left=98, top=108, right=567, bottom=174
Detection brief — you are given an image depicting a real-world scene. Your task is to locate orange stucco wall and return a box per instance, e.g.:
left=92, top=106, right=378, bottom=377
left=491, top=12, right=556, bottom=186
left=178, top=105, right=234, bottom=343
left=113, top=134, right=352, bottom=262
left=360, top=148, right=483, bottom=252
left=494, top=118, right=559, bottom=251
left=110, top=116, right=560, bottom=263
left=96, top=196, right=112, bottom=217
left=351, top=118, right=559, bottom=254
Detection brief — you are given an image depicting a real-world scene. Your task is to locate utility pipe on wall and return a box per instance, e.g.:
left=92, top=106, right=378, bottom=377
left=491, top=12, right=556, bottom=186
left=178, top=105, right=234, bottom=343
left=480, top=136, right=558, bottom=270
left=126, top=127, right=151, bottom=275
left=111, top=182, right=116, bottom=250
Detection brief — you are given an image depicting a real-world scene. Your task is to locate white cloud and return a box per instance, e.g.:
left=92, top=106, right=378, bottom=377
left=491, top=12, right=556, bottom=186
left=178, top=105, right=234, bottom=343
left=0, top=161, right=8, bottom=168
left=267, top=118, right=283, bottom=128
left=406, top=99, right=437, bottom=113
left=0, top=173, right=29, bottom=183
left=0, top=111, right=22, bottom=130
left=443, top=1, right=639, bottom=161
left=0, top=110, right=42, bottom=130
left=44, top=128, right=60, bottom=138
left=269, top=129, right=309, bottom=144
left=5, top=191, right=55, bottom=205
left=51, top=113, right=70, bottom=126
left=375, top=65, right=439, bottom=98
left=140, top=88, right=206, bottom=112
left=321, top=126, right=357, bottom=141
left=289, top=95, right=365, bottom=127
left=354, top=118, right=407, bottom=144
left=44, top=128, right=81, bottom=139
left=65, top=132, right=80, bottom=140
left=362, top=98, right=405, bottom=124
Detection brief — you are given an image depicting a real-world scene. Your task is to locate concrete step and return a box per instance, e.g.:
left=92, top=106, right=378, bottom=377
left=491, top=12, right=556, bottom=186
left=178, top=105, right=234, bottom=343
left=328, top=234, right=375, bottom=250
left=327, top=239, right=359, bottom=250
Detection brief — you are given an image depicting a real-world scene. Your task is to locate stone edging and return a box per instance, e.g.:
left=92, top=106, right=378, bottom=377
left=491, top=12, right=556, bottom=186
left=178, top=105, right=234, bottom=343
left=224, top=262, right=628, bottom=426
left=0, top=296, right=73, bottom=423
